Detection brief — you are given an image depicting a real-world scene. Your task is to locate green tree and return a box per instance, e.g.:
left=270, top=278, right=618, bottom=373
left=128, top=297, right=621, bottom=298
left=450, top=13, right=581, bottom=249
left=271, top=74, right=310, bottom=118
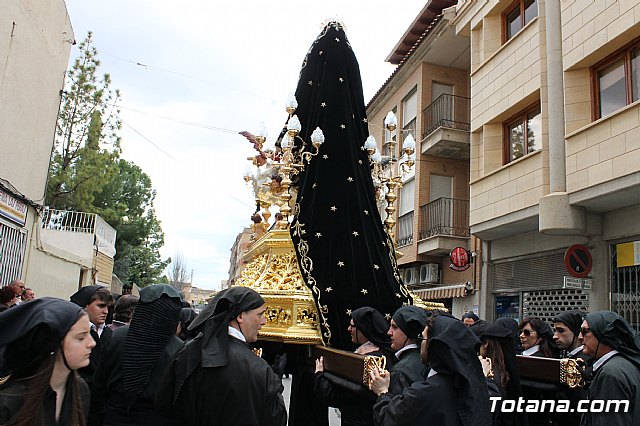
left=47, top=31, right=121, bottom=209
left=46, top=32, right=169, bottom=287
left=93, top=159, right=170, bottom=287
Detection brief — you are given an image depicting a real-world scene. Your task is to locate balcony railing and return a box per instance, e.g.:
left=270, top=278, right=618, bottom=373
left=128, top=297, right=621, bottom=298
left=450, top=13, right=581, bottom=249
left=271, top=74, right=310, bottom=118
left=419, top=198, right=470, bottom=240
left=397, top=212, right=414, bottom=246
left=41, top=208, right=117, bottom=254
left=422, top=94, right=471, bottom=138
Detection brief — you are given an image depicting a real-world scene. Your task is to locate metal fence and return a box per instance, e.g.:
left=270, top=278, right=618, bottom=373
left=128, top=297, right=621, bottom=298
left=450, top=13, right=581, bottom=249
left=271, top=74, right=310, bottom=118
left=41, top=208, right=116, bottom=254
left=422, top=94, right=471, bottom=138
left=419, top=197, right=469, bottom=240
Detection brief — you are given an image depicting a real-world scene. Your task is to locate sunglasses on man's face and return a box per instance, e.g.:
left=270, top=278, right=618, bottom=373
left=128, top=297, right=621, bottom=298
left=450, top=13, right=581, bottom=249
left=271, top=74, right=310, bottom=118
left=519, top=329, right=536, bottom=337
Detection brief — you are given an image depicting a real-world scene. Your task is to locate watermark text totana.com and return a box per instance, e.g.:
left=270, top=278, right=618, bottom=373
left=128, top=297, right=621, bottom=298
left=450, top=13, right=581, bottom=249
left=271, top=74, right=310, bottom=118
left=490, top=397, right=630, bottom=413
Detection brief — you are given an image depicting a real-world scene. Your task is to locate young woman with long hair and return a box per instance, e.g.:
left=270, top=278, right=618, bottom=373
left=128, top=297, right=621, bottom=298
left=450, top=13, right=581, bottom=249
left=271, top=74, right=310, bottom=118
left=0, top=297, right=96, bottom=425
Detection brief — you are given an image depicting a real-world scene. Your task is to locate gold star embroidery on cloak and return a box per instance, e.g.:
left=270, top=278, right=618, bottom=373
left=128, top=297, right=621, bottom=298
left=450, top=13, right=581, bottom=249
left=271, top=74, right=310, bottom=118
left=315, top=232, right=322, bottom=238
left=335, top=38, right=340, bottom=42
left=339, top=77, right=344, bottom=82
left=308, top=80, right=313, bottom=86
left=373, top=264, right=380, bottom=270
left=385, top=313, right=391, bottom=320
left=347, top=176, right=353, bottom=182
left=340, top=124, right=346, bottom=129
left=312, top=183, right=317, bottom=188
left=321, top=102, right=327, bottom=107
left=337, top=261, right=345, bottom=267
left=363, top=118, right=368, bottom=123
left=360, top=146, right=366, bottom=151
left=361, top=289, right=368, bottom=295
left=364, top=210, right=369, bottom=215
left=346, top=309, right=352, bottom=315
left=330, top=206, right=337, bottom=212
left=396, top=293, right=402, bottom=298
left=326, top=287, right=333, bottom=292
left=323, top=154, right=329, bottom=159
left=352, top=231, right=359, bottom=237
left=319, top=50, right=323, bottom=55
left=358, top=160, right=363, bottom=164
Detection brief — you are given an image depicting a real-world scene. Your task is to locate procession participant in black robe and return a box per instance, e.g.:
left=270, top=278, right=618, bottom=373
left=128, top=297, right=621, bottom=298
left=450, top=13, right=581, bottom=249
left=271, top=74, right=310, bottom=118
left=462, top=312, right=480, bottom=326
left=155, top=286, right=287, bottom=426
left=370, top=313, right=491, bottom=426
left=0, top=297, right=95, bottom=425
left=519, top=317, right=559, bottom=358
left=551, top=310, right=590, bottom=426
left=288, top=19, right=411, bottom=351
left=71, top=285, right=114, bottom=387
left=387, top=306, right=428, bottom=395
left=495, top=317, right=522, bottom=353
left=315, top=306, right=394, bottom=426
left=479, top=323, right=527, bottom=426
left=579, top=311, right=640, bottom=426
left=89, top=285, right=183, bottom=425
left=177, top=307, right=198, bottom=341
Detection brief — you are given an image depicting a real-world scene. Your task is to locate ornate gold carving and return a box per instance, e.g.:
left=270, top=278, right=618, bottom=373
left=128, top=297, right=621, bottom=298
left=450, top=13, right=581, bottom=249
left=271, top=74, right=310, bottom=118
left=297, top=307, right=318, bottom=327
left=363, top=355, right=387, bottom=388
left=266, top=306, right=293, bottom=325
left=560, top=358, right=586, bottom=389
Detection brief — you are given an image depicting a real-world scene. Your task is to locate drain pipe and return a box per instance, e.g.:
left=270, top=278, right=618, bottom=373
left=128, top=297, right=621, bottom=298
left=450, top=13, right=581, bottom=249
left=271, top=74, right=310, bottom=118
left=539, top=0, right=585, bottom=235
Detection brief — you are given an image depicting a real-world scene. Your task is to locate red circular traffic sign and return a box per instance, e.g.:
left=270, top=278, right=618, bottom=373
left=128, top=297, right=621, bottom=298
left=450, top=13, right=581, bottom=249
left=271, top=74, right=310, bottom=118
left=564, top=244, right=592, bottom=278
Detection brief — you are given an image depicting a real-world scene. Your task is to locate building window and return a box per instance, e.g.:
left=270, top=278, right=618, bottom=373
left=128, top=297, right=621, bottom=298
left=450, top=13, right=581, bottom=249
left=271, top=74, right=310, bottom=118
left=504, top=0, right=537, bottom=42
left=504, top=104, right=541, bottom=163
left=402, top=88, right=417, bottom=141
left=592, top=42, right=640, bottom=119
left=397, top=178, right=415, bottom=246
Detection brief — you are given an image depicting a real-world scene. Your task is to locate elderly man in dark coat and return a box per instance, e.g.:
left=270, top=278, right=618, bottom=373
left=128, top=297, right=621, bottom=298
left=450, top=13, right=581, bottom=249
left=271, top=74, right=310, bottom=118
left=387, top=306, right=429, bottom=395
left=370, top=313, right=491, bottom=426
left=579, top=311, right=640, bottom=426
left=155, top=286, right=286, bottom=426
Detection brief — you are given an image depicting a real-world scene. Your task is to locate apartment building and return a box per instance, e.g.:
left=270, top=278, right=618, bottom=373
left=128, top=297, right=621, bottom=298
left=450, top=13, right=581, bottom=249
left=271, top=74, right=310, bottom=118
left=366, top=1, right=479, bottom=317
left=443, top=0, right=640, bottom=327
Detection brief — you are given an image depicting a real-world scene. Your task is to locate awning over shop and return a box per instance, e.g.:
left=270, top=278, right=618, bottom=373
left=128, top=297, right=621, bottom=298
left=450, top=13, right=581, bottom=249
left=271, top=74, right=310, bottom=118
left=415, top=283, right=469, bottom=300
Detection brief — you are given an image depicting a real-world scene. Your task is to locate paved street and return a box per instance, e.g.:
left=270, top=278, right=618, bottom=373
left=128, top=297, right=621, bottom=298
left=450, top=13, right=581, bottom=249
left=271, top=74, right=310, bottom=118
left=282, top=377, right=341, bottom=425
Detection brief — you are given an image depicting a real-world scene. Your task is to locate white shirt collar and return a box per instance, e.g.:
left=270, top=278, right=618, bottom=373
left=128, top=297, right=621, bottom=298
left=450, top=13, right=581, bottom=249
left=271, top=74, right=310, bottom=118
left=522, top=345, right=540, bottom=356
left=395, top=343, right=418, bottom=359
left=228, top=325, right=246, bottom=342
left=568, top=345, right=584, bottom=357
left=593, top=350, right=619, bottom=371
left=91, top=323, right=105, bottom=337
left=427, top=368, right=438, bottom=378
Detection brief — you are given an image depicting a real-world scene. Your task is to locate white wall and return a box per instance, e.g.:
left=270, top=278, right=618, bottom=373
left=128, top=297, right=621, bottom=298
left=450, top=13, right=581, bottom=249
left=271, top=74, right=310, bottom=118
left=0, top=0, right=74, bottom=201
left=24, top=248, right=81, bottom=299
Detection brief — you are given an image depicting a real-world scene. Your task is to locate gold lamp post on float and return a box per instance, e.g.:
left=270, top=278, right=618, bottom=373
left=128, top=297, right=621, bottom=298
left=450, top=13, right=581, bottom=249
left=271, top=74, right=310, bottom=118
left=275, top=93, right=325, bottom=229
left=363, top=111, right=416, bottom=241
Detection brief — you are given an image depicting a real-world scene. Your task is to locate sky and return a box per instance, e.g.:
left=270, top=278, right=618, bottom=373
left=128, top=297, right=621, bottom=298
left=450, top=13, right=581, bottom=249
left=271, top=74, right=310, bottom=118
left=63, top=0, right=424, bottom=290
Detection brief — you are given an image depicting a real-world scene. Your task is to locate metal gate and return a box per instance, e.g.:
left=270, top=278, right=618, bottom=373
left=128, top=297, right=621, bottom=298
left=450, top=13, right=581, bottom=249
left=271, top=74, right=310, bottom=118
left=611, top=244, right=640, bottom=332
left=0, top=220, right=27, bottom=286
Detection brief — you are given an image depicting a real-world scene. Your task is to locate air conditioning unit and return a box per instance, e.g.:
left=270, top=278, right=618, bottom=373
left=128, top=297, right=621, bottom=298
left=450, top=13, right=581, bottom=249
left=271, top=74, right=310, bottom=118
left=420, top=263, right=439, bottom=284
left=403, top=267, right=419, bottom=285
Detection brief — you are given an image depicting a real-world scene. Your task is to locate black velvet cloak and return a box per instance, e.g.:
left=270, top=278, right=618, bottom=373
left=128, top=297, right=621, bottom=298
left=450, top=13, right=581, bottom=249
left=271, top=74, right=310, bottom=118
left=289, top=21, right=411, bottom=350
